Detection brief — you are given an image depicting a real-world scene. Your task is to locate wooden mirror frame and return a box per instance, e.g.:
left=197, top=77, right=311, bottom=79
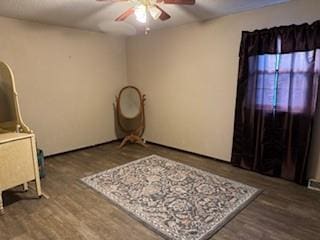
left=115, top=86, right=146, bottom=148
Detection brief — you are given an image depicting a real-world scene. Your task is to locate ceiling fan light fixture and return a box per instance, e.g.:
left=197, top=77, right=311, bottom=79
left=134, top=5, right=147, bottom=23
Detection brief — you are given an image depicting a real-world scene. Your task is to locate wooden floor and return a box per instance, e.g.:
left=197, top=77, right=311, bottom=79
left=1, top=142, right=320, bottom=240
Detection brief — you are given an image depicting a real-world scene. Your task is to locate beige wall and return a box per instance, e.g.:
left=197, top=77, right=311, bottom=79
left=0, top=16, right=127, bottom=155
left=127, top=0, right=320, bottom=179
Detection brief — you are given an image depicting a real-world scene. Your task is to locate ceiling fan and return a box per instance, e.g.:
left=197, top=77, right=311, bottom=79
left=97, top=0, right=195, bottom=25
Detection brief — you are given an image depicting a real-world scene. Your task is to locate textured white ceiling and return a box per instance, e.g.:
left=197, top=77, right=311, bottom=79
left=0, top=0, right=290, bottom=35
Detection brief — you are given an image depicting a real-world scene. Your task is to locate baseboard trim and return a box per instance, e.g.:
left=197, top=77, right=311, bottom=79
left=45, top=139, right=230, bottom=166
left=45, top=139, right=120, bottom=158
left=146, top=141, right=230, bottom=164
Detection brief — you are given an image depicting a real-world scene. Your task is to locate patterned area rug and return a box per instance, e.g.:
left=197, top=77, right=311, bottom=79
left=81, top=155, right=261, bottom=240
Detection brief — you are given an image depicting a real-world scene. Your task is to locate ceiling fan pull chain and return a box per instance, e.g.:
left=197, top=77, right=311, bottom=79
left=145, top=4, right=150, bottom=35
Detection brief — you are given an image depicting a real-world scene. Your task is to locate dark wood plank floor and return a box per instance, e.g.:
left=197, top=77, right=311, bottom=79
left=1, top=142, right=320, bottom=240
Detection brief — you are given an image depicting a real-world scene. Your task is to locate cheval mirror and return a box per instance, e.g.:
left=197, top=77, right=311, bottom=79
left=115, top=86, right=146, bottom=148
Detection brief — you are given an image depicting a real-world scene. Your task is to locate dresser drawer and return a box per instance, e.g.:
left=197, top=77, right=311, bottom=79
left=0, top=137, right=35, bottom=191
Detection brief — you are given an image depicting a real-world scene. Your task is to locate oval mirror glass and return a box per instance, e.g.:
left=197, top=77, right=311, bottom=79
left=119, top=87, right=141, bottom=119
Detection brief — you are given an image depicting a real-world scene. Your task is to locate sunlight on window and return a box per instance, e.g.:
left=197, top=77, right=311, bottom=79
left=247, top=49, right=320, bottom=114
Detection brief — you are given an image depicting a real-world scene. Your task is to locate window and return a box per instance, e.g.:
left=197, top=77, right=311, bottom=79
left=246, top=38, right=320, bottom=114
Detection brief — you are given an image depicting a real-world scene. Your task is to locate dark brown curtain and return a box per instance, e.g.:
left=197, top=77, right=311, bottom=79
left=232, top=21, right=320, bottom=184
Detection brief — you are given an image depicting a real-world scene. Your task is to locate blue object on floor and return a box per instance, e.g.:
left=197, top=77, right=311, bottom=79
left=37, top=149, right=46, bottom=178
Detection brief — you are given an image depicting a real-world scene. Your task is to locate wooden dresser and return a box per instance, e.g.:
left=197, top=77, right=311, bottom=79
left=0, top=133, right=42, bottom=213
left=0, top=61, right=42, bottom=214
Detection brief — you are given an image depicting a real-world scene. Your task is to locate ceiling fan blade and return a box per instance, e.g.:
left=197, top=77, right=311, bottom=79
left=115, top=7, right=134, bottom=21
left=149, top=6, right=162, bottom=20
left=155, top=5, right=171, bottom=21
left=162, top=0, right=195, bottom=5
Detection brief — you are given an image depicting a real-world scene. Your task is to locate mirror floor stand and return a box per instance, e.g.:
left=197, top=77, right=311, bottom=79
left=119, top=134, right=147, bottom=148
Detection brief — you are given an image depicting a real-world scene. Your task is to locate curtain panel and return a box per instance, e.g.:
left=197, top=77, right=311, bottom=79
left=232, top=20, right=320, bottom=184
